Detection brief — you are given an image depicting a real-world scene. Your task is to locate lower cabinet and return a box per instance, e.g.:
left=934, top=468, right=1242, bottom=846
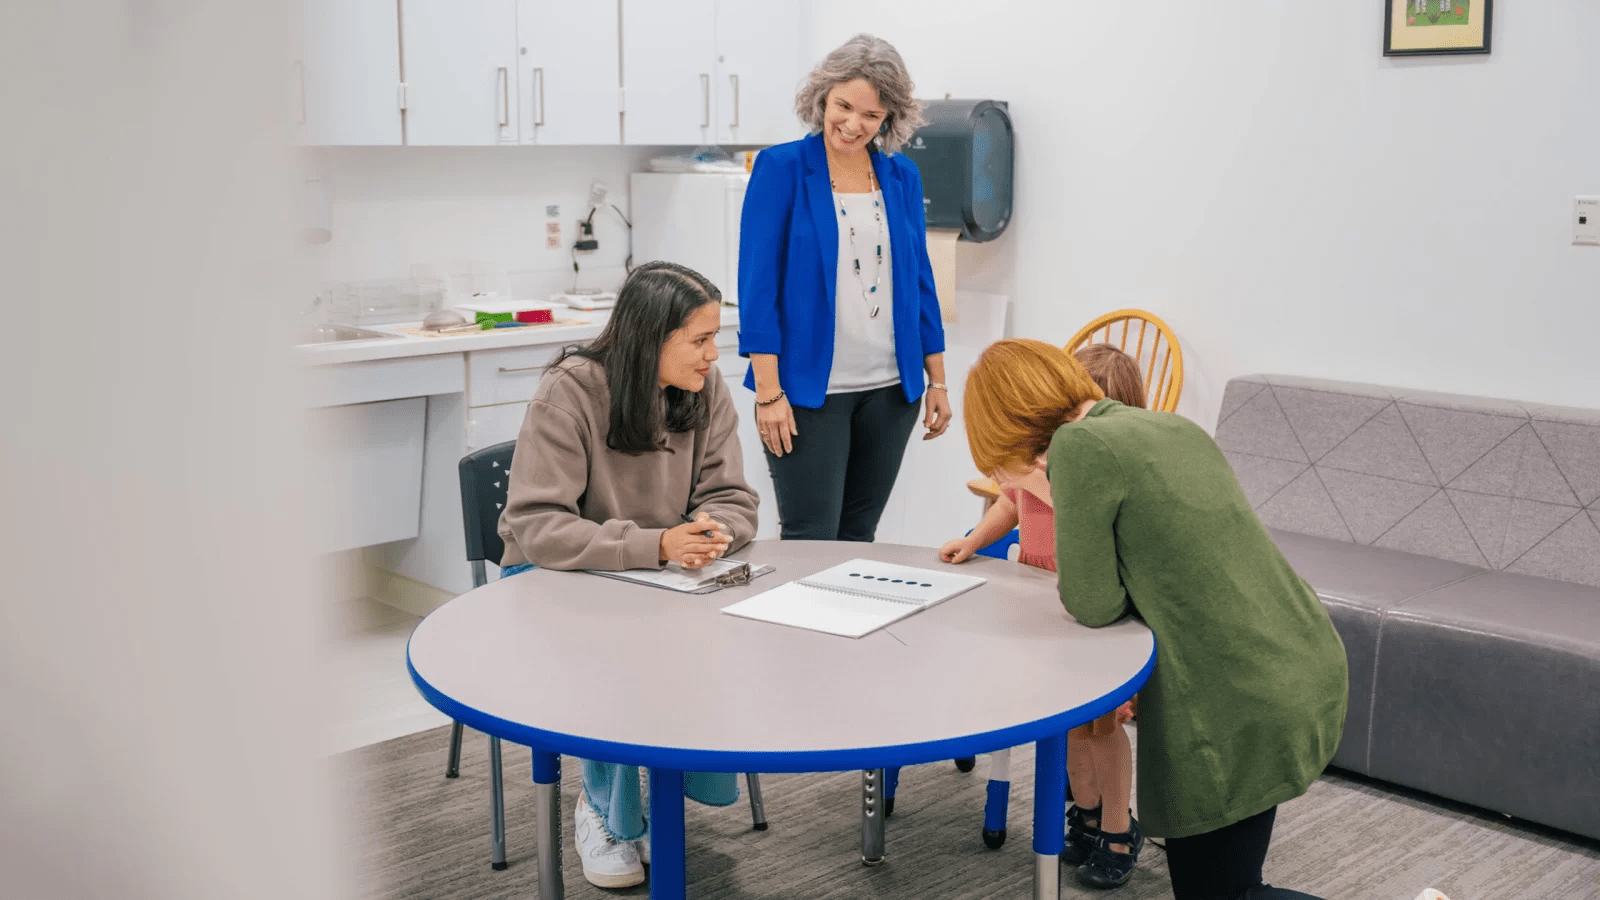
left=467, top=399, right=531, bottom=451
left=305, top=397, right=427, bottom=552
left=300, top=352, right=464, bottom=556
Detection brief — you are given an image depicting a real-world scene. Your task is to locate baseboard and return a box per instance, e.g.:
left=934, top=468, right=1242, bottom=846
left=368, top=566, right=455, bottom=619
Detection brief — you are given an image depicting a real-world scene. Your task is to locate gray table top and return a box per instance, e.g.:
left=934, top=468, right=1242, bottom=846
left=407, top=541, right=1154, bottom=772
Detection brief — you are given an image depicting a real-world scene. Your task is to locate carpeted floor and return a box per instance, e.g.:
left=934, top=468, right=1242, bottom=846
left=335, top=725, right=1600, bottom=900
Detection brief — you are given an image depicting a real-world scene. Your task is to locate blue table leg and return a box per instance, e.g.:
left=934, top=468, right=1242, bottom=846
left=532, top=750, right=563, bottom=900
left=648, top=767, right=687, bottom=900
left=1033, top=734, right=1067, bottom=900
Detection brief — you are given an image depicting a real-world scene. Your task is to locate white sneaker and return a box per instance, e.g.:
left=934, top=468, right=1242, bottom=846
left=1414, top=890, right=1451, bottom=900
left=635, top=824, right=651, bottom=866
left=574, top=793, right=645, bottom=889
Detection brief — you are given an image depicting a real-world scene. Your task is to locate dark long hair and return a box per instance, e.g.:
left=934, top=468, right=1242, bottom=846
left=559, top=261, right=722, bottom=455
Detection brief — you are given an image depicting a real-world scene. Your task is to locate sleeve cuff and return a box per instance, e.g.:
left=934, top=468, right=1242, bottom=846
left=623, top=526, right=667, bottom=570
left=738, top=329, right=782, bottom=356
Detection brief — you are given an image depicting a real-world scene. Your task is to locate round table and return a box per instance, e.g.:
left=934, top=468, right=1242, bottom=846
left=408, top=540, right=1154, bottom=899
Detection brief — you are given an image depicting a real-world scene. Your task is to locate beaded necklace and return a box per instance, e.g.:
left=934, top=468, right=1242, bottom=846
left=830, top=164, right=885, bottom=318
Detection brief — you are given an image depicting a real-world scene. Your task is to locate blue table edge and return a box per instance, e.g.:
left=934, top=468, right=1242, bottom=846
left=406, top=632, right=1156, bottom=773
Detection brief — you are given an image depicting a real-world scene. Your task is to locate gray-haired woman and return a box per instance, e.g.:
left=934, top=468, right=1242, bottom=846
left=737, top=33, right=951, bottom=543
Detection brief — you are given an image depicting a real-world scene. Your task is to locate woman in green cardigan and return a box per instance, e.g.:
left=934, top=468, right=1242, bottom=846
left=963, top=339, right=1346, bottom=900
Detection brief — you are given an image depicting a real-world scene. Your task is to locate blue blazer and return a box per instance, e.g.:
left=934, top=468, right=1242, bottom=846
left=737, top=132, right=946, bottom=408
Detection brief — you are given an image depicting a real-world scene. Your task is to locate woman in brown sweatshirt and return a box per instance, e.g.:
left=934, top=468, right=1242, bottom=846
left=496, top=261, right=760, bottom=889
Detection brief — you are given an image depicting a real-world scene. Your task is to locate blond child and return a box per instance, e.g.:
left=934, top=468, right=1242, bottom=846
left=939, top=344, right=1146, bottom=889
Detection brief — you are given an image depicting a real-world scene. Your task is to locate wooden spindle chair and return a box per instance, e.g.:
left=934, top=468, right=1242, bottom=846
left=964, top=309, right=1184, bottom=504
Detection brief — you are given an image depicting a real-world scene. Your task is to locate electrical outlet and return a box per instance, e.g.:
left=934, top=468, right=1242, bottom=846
left=589, top=181, right=608, bottom=208
left=1574, top=196, right=1600, bottom=246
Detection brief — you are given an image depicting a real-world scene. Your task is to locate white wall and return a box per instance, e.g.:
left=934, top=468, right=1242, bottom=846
left=812, top=0, right=1600, bottom=429
left=306, top=145, right=674, bottom=301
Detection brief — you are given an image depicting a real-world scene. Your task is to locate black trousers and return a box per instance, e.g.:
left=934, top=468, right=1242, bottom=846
left=1164, top=807, right=1324, bottom=900
left=765, top=385, right=920, bottom=541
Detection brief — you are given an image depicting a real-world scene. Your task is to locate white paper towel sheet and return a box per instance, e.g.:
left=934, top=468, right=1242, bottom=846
left=926, top=228, right=961, bottom=321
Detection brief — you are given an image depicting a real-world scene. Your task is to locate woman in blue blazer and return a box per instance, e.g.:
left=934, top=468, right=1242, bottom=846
left=738, top=34, right=951, bottom=541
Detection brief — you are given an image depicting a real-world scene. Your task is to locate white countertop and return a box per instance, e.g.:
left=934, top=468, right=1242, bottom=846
left=295, top=307, right=743, bottom=366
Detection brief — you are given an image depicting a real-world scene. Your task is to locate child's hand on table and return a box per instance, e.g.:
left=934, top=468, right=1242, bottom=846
left=939, top=535, right=980, bottom=564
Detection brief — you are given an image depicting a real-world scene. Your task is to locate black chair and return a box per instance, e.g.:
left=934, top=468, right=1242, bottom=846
left=450, top=441, right=769, bottom=871
left=449, top=440, right=518, bottom=870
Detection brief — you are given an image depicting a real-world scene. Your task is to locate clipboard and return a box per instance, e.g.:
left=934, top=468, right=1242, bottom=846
left=585, top=558, right=775, bottom=595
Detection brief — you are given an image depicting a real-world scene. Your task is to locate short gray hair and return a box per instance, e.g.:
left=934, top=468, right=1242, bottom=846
left=795, top=34, right=926, bottom=155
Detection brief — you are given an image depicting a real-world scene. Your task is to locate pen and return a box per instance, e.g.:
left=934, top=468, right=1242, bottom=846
left=683, top=514, right=727, bottom=538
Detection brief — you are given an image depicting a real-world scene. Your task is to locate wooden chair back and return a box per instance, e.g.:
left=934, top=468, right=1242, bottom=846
left=964, top=309, right=1184, bottom=502
left=1065, top=308, right=1184, bottom=413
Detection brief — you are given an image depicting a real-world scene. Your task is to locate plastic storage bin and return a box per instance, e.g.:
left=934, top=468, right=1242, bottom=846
left=326, top=277, right=446, bottom=325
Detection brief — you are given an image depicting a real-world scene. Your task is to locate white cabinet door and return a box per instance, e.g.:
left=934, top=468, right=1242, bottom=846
left=621, top=0, right=717, bottom=145
left=401, top=0, right=519, bottom=146
left=467, top=401, right=530, bottom=452
left=714, top=0, right=806, bottom=146
left=305, top=398, right=427, bottom=552
left=293, top=0, right=402, bottom=145
left=516, top=0, right=620, bottom=145
left=722, top=174, right=745, bottom=305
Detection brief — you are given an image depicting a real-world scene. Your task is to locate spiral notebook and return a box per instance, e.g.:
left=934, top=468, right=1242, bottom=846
left=719, top=559, right=986, bottom=638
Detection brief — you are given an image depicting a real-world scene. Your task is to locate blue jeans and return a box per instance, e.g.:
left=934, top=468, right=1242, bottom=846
left=500, top=562, right=739, bottom=839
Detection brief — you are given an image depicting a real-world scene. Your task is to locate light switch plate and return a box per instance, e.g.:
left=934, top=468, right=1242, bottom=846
left=1574, top=195, right=1600, bottom=246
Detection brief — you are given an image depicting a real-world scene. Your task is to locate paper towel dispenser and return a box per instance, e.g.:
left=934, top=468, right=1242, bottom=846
left=902, top=99, right=1013, bottom=243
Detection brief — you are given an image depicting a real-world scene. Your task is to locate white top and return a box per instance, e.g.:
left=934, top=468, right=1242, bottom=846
left=828, top=190, right=898, bottom=394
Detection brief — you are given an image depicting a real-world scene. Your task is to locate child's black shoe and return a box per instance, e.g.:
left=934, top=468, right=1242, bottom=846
left=1075, top=813, right=1142, bottom=889
left=1060, top=803, right=1101, bottom=867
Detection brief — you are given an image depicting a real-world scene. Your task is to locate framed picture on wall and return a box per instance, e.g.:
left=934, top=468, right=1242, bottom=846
left=1383, top=0, right=1493, bottom=56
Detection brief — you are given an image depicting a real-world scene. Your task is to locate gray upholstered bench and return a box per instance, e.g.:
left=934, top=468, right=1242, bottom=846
left=1213, top=374, right=1600, bottom=842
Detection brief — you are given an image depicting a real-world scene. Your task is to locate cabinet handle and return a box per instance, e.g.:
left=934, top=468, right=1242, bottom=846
left=533, top=67, right=545, bottom=126
left=293, top=60, right=307, bottom=125
left=729, top=73, right=739, bottom=128
left=700, top=73, right=710, bottom=127
left=497, top=66, right=510, bottom=127
left=497, top=365, right=547, bottom=374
